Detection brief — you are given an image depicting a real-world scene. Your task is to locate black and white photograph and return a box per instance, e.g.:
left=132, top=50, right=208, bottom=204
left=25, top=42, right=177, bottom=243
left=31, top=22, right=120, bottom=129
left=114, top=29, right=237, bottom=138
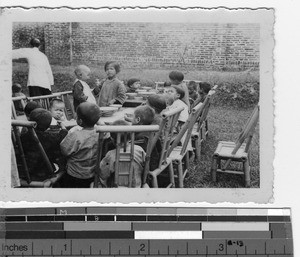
left=1, top=7, right=274, bottom=203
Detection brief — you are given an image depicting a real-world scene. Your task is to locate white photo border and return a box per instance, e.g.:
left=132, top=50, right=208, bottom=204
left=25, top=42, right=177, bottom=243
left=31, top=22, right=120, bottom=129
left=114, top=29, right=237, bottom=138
left=0, top=7, right=274, bottom=203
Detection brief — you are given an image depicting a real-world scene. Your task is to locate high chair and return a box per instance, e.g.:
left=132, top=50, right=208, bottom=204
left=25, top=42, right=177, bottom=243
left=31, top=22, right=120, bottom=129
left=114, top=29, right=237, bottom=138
left=210, top=105, right=259, bottom=187
left=94, top=125, right=159, bottom=188
left=26, top=91, right=76, bottom=119
left=11, top=120, right=65, bottom=187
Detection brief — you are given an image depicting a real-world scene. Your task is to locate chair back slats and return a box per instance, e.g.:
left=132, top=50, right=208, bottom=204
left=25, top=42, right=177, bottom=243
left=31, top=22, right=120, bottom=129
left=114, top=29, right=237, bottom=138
left=12, top=91, right=75, bottom=120
left=159, top=106, right=184, bottom=166
left=60, top=92, right=76, bottom=119
left=11, top=120, right=55, bottom=184
left=194, top=85, right=217, bottom=133
left=11, top=124, right=31, bottom=184
left=94, top=125, right=159, bottom=188
left=232, top=105, right=259, bottom=155
left=167, top=102, right=204, bottom=156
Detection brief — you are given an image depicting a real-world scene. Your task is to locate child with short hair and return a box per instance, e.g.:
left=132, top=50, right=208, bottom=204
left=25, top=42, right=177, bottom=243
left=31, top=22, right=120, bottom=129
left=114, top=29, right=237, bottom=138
left=49, top=98, right=67, bottom=127
left=12, top=83, right=26, bottom=115
left=187, top=81, right=199, bottom=101
left=24, top=101, right=43, bottom=119
left=167, top=85, right=189, bottom=130
left=60, top=102, right=101, bottom=188
left=169, top=71, right=190, bottom=108
left=99, top=119, right=146, bottom=188
left=146, top=94, right=167, bottom=125
left=21, top=108, right=68, bottom=182
left=131, top=105, right=162, bottom=172
left=192, top=82, right=212, bottom=107
left=97, top=61, right=126, bottom=107
left=73, top=65, right=96, bottom=111
left=126, top=78, right=141, bottom=93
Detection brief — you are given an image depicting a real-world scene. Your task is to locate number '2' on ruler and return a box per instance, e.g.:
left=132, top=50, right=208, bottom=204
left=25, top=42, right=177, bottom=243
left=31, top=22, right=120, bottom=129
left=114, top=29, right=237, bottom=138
left=0, top=207, right=293, bottom=256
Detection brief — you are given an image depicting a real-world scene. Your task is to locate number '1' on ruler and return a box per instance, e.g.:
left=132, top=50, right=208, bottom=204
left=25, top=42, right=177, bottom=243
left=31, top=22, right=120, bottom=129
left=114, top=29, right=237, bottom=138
left=0, top=207, right=293, bottom=256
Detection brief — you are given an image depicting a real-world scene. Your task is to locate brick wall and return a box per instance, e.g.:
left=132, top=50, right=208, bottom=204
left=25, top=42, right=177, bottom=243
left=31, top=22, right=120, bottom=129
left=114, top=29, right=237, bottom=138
left=13, top=22, right=260, bottom=71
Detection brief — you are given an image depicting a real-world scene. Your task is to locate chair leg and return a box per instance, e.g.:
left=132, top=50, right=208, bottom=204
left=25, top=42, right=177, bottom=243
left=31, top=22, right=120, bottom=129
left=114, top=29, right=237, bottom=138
left=195, top=138, right=201, bottom=161
left=174, top=160, right=184, bottom=188
left=168, top=163, right=175, bottom=188
left=244, top=159, right=251, bottom=188
left=185, top=152, right=190, bottom=170
left=211, top=156, right=218, bottom=182
left=151, top=174, right=158, bottom=188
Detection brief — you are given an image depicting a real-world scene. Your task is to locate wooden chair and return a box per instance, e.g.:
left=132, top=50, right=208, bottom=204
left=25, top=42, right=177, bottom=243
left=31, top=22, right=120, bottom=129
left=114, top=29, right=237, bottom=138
left=12, top=95, right=27, bottom=119
left=13, top=90, right=76, bottom=120
left=144, top=106, right=184, bottom=188
left=94, top=125, right=159, bottom=188
left=11, top=120, right=65, bottom=187
left=191, top=85, right=218, bottom=161
left=32, top=91, right=75, bottom=119
left=210, top=105, right=259, bottom=187
left=55, top=91, right=76, bottom=120
left=167, top=102, right=205, bottom=188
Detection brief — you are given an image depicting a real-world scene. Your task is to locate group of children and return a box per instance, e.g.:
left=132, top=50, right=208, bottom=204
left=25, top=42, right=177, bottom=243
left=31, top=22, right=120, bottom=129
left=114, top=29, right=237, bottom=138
left=13, top=60, right=212, bottom=188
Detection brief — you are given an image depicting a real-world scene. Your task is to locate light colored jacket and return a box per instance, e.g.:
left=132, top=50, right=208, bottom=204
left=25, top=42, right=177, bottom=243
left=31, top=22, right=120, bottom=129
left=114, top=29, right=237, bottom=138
left=12, top=47, right=54, bottom=90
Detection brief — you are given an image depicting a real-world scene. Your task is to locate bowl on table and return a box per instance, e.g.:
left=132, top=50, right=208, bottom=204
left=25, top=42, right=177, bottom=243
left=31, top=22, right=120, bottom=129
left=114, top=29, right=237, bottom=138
left=140, top=86, right=153, bottom=91
left=126, top=93, right=137, bottom=99
left=134, top=96, right=144, bottom=101
left=99, top=106, right=118, bottom=117
left=109, top=104, right=122, bottom=110
left=136, top=89, right=147, bottom=94
left=138, top=91, right=157, bottom=99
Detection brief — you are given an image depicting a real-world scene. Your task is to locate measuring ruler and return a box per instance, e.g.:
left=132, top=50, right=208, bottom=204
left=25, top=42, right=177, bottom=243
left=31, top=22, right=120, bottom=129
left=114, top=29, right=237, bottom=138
left=0, top=207, right=293, bottom=256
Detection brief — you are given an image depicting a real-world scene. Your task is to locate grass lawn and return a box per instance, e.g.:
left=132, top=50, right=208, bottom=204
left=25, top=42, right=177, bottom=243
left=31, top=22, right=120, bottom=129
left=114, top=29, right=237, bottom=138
left=12, top=62, right=260, bottom=188
left=185, top=106, right=259, bottom=188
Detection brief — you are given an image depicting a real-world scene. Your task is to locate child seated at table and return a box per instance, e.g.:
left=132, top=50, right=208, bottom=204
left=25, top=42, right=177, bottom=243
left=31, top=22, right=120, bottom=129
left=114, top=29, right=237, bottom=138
left=163, top=81, right=172, bottom=94
left=131, top=105, right=162, bottom=172
left=12, top=83, right=26, bottom=115
left=73, top=64, right=97, bottom=111
left=49, top=98, right=67, bottom=128
left=167, top=85, right=189, bottom=131
left=187, top=81, right=199, bottom=101
left=98, top=120, right=146, bottom=188
left=169, top=71, right=190, bottom=108
left=146, top=94, right=168, bottom=125
left=60, top=102, right=101, bottom=188
left=24, top=101, right=43, bottom=119
left=192, top=82, right=212, bottom=108
left=97, top=61, right=127, bottom=107
left=126, top=78, right=141, bottom=93
left=21, top=108, right=68, bottom=182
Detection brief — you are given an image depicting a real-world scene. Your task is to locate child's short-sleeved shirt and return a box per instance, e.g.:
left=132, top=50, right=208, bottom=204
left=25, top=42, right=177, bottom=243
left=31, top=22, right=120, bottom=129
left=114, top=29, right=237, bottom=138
left=60, top=128, right=98, bottom=179
left=170, top=99, right=189, bottom=123
left=99, top=144, right=145, bottom=188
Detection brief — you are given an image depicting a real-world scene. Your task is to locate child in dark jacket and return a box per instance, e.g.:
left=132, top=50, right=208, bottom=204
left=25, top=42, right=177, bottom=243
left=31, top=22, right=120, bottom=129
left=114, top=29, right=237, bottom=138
left=21, top=108, right=68, bottom=181
left=131, top=105, right=162, bottom=172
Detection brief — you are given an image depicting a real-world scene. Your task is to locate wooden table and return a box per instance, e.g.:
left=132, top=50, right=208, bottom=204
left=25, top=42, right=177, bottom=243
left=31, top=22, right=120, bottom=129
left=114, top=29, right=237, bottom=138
left=123, top=99, right=145, bottom=107
left=14, top=108, right=135, bottom=129
left=61, top=107, right=135, bottom=128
